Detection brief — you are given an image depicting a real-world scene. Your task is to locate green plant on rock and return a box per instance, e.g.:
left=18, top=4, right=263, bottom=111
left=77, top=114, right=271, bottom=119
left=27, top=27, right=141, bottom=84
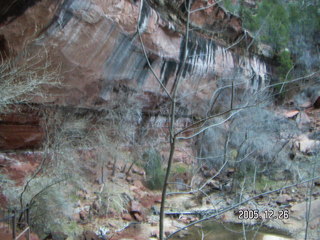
left=272, top=49, right=294, bottom=98
left=143, top=149, right=165, bottom=190
left=223, top=0, right=240, bottom=15
left=259, top=1, right=290, bottom=50
left=277, top=49, right=294, bottom=80
left=224, top=0, right=290, bottom=51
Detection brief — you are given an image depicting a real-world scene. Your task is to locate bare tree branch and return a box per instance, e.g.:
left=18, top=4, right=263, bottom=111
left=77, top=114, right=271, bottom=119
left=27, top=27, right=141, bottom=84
left=136, top=2, right=172, bottom=100
left=189, top=0, right=223, bottom=14
left=257, top=71, right=320, bottom=94
left=177, top=109, right=242, bottom=140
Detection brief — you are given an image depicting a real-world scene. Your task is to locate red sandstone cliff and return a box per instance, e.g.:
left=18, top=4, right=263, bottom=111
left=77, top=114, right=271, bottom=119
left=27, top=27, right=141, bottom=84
left=0, top=0, right=269, bottom=150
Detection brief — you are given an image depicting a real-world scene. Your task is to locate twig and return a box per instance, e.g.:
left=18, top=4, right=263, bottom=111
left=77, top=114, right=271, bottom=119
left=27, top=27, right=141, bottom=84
left=176, top=106, right=250, bottom=137
left=279, top=64, right=295, bottom=94
left=257, top=71, right=320, bottom=94
left=29, top=178, right=68, bottom=207
left=189, top=0, right=223, bottom=13
left=136, top=3, right=172, bottom=100
left=177, top=109, right=242, bottom=140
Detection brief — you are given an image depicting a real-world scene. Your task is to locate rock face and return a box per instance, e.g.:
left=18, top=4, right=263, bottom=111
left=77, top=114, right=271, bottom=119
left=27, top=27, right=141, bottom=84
left=0, top=106, right=44, bottom=150
left=0, top=0, right=270, bottom=150
left=0, top=152, right=44, bottom=186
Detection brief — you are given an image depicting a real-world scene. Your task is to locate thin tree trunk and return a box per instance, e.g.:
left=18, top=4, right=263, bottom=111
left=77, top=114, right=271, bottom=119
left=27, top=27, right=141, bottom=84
left=122, top=163, right=127, bottom=173
left=112, top=159, right=117, bottom=177
left=126, top=161, right=135, bottom=176
left=159, top=138, right=176, bottom=240
left=159, top=1, right=191, bottom=239
left=304, top=158, right=316, bottom=240
left=101, top=165, right=104, bottom=183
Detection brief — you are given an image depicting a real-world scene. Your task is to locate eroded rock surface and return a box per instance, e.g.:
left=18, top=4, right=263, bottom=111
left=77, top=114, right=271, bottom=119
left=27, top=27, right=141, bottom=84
left=0, top=0, right=270, bottom=150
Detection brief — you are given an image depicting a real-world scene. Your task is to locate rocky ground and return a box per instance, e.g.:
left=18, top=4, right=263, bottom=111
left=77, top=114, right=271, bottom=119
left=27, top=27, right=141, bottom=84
left=74, top=173, right=320, bottom=240
left=66, top=100, right=320, bottom=240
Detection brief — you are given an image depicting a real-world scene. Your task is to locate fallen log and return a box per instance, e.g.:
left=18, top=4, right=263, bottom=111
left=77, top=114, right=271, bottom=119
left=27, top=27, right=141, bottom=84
left=164, top=209, right=218, bottom=217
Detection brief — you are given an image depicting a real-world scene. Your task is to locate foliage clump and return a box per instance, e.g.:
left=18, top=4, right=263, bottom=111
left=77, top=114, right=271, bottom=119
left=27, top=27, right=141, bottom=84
left=277, top=49, right=294, bottom=80
left=223, top=0, right=320, bottom=70
left=222, top=0, right=319, bottom=100
left=143, top=149, right=165, bottom=190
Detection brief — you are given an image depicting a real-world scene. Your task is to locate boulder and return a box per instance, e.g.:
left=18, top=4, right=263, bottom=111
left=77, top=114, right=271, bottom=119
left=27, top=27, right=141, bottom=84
left=81, top=231, right=99, bottom=240
left=295, top=135, right=320, bottom=154
left=126, top=176, right=134, bottom=183
left=150, top=230, right=159, bottom=238
left=207, top=180, right=221, bottom=190
left=44, top=232, right=68, bottom=240
left=132, top=166, right=146, bottom=176
left=276, top=194, right=293, bottom=205
left=130, top=201, right=143, bottom=214
left=284, top=110, right=299, bottom=119
left=92, top=200, right=101, bottom=212
left=79, top=210, right=89, bottom=221
left=122, top=213, right=133, bottom=221
left=133, top=212, right=143, bottom=222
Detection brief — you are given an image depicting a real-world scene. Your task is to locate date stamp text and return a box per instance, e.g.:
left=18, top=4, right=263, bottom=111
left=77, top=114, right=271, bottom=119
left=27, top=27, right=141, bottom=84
left=237, top=209, right=290, bottom=220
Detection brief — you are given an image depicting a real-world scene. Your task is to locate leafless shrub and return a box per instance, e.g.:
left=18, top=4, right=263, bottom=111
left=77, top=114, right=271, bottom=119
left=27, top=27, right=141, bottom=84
left=99, top=182, right=130, bottom=215
left=229, top=108, right=299, bottom=175
left=197, top=104, right=301, bottom=196
left=0, top=50, right=61, bottom=112
left=24, top=177, right=72, bottom=237
left=2, top=174, right=72, bottom=238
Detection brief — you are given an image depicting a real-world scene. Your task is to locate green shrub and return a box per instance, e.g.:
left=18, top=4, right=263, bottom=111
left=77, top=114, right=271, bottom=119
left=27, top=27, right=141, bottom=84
left=172, top=163, right=188, bottom=174
left=277, top=49, right=293, bottom=80
left=143, top=149, right=165, bottom=190
left=272, top=49, right=293, bottom=98
left=224, top=0, right=320, bottom=69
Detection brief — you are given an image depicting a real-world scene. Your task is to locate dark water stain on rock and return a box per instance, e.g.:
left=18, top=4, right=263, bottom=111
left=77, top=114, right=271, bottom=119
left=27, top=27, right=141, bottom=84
left=0, top=0, right=42, bottom=25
